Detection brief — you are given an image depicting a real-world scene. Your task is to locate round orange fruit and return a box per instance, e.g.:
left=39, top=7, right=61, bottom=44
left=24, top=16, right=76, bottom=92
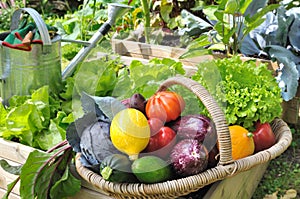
left=228, top=125, right=255, bottom=160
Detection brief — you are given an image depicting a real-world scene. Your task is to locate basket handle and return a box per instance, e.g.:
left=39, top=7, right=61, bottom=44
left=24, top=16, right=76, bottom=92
left=157, top=76, right=233, bottom=165
left=10, top=8, right=51, bottom=46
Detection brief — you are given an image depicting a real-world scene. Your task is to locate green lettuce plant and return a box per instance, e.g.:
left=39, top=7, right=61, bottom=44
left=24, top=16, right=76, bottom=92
left=192, top=56, right=282, bottom=129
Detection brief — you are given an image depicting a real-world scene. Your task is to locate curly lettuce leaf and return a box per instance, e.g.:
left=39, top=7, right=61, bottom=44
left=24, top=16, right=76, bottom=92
left=192, top=56, right=282, bottom=128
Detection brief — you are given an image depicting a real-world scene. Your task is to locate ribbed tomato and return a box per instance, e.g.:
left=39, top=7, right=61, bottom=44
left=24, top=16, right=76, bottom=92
left=145, top=91, right=185, bottom=122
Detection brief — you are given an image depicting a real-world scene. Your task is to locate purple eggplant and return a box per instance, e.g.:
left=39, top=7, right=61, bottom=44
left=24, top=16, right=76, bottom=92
left=170, top=139, right=208, bottom=177
left=167, top=114, right=217, bottom=151
left=129, top=93, right=146, bottom=113
left=121, top=93, right=146, bottom=113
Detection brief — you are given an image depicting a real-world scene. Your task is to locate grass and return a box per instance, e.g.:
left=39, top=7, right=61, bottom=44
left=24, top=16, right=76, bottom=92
left=252, top=126, right=300, bottom=198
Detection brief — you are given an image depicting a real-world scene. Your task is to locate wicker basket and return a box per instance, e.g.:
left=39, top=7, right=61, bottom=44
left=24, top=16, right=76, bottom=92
left=75, top=76, right=292, bottom=199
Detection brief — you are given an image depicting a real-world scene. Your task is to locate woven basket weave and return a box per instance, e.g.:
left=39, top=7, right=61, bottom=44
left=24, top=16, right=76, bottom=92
left=75, top=76, right=292, bottom=199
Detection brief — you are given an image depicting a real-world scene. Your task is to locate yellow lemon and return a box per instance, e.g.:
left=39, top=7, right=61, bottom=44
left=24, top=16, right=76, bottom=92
left=110, top=108, right=150, bottom=160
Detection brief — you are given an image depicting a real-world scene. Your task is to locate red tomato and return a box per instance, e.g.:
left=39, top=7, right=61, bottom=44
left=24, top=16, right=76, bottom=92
left=148, top=118, right=164, bottom=135
left=145, top=91, right=185, bottom=122
left=253, top=121, right=276, bottom=153
left=143, top=126, right=177, bottom=158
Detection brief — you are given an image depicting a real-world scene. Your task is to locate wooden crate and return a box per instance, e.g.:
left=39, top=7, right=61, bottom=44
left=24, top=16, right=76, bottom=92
left=0, top=138, right=268, bottom=199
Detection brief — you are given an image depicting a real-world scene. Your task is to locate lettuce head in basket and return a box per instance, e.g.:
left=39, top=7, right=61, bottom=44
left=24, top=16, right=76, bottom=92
left=191, top=56, right=283, bottom=129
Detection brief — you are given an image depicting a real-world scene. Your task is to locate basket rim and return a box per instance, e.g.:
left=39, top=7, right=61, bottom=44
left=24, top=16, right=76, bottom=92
left=75, top=118, right=292, bottom=198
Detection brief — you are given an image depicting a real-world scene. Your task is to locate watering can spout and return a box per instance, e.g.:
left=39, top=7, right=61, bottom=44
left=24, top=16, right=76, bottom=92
left=61, top=3, right=132, bottom=80
left=107, top=3, right=132, bottom=26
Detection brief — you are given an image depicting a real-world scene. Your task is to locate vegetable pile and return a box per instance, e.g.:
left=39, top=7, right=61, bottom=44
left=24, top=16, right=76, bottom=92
left=68, top=77, right=280, bottom=184
left=68, top=90, right=216, bottom=182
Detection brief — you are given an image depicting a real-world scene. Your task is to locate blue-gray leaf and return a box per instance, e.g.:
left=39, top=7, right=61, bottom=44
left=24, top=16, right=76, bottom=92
left=266, top=45, right=299, bottom=100
left=289, top=16, right=300, bottom=51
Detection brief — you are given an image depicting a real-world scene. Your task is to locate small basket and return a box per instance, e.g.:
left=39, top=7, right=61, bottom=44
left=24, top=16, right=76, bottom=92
left=75, top=76, right=292, bottom=198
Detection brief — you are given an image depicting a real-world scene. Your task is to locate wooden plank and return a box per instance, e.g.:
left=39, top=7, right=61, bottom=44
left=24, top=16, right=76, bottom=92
left=111, top=38, right=215, bottom=67
left=111, top=39, right=279, bottom=73
left=203, top=162, right=269, bottom=199
left=0, top=187, right=20, bottom=199
left=0, top=159, right=21, bottom=196
left=0, top=138, right=35, bottom=164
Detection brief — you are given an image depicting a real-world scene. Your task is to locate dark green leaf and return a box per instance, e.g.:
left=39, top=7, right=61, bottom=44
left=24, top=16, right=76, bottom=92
left=0, top=159, right=22, bottom=175
left=19, top=148, right=76, bottom=199
left=244, top=18, right=266, bottom=36
left=187, top=35, right=211, bottom=49
left=245, top=4, right=279, bottom=23
left=50, top=165, right=81, bottom=198
left=19, top=150, right=53, bottom=199
left=214, top=10, right=225, bottom=23
left=223, top=27, right=236, bottom=44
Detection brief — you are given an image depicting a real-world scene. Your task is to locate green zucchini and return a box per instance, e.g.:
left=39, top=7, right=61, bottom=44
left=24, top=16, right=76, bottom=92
left=100, top=154, right=137, bottom=183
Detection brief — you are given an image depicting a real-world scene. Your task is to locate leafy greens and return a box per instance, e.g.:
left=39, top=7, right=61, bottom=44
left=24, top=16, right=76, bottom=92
left=192, top=56, right=283, bottom=129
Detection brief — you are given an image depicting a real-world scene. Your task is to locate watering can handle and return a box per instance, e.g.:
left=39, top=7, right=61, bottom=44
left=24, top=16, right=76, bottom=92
left=10, top=8, right=51, bottom=46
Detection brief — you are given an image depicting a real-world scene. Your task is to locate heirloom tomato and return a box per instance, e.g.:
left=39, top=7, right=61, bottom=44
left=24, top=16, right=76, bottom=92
left=145, top=91, right=185, bottom=122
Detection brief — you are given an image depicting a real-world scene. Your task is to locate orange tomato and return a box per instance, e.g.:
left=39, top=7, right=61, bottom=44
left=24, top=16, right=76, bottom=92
left=228, top=125, right=255, bottom=160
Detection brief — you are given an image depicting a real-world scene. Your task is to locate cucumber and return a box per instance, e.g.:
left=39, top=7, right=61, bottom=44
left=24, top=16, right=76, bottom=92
left=131, top=156, right=172, bottom=183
